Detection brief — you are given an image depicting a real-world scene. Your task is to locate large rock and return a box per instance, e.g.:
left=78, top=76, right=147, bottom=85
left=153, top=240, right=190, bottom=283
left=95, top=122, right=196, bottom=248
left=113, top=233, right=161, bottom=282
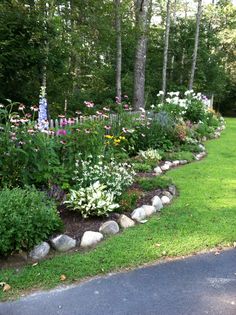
left=99, top=220, right=119, bottom=235
left=198, top=144, right=206, bottom=152
left=154, top=166, right=162, bottom=175
left=50, top=234, right=76, bottom=252
left=162, top=191, right=173, bottom=200
left=172, top=160, right=180, bottom=167
left=161, top=164, right=170, bottom=171
left=179, top=160, right=188, bottom=165
left=29, top=242, right=50, bottom=260
left=80, top=231, right=103, bottom=248
left=161, top=195, right=171, bottom=205
left=168, top=185, right=177, bottom=196
left=118, top=215, right=135, bottom=229
left=142, top=205, right=156, bottom=217
left=131, top=207, right=146, bottom=222
left=151, top=196, right=163, bottom=211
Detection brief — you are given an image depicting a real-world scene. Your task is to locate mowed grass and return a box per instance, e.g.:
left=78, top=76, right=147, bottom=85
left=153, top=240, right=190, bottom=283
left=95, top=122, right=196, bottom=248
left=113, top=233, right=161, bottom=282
left=1, top=118, right=236, bottom=301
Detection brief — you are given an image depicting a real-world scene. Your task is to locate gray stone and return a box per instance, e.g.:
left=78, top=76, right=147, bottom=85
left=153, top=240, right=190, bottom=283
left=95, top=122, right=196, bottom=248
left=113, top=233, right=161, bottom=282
left=202, top=136, right=207, bottom=142
left=141, top=205, right=156, bottom=217
left=172, top=160, right=180, bottom=166
left=151, top=196, right=163, bottom=211
left=165, top=161, right=172, bottom=166
left=80, top=231, right=103, bottom=248
left=131, top=207, right=146, bottom=222
left=154, top=166, right=162, bottom=175
left=50, top=234, right=76, bottom=252
left=99, top=221, right=119, bottom=235
left=162, top=191, right=173, bottom=200
left=198, top=144, right=206, bottom=152
left=161, top=164, right=170, bottom=171
left=29, top=242, right=50, bottom=260
left=118, top=215, right=135, bottom=229
left=168, top=185, right=177, bottom=196
left=179, top=160, right=188, bottom=165
left=161, top=196, right=171, bottom=205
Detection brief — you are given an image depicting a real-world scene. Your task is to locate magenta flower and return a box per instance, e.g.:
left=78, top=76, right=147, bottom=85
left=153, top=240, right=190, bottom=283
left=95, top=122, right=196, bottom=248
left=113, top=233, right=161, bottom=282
left=56, top=129, right=67, bottom=136
left=84, top=101, right=94, bottom=108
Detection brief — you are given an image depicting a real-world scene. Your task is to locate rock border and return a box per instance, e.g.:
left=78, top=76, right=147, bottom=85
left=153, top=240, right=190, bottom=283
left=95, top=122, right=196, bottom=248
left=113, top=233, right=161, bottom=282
left=29, top=124, right=226, bottom=260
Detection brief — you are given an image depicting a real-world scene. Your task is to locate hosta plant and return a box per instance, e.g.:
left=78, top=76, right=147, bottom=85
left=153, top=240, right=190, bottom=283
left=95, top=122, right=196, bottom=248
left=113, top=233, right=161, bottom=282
left=138, top=149, right=162, bottom=161
left=73, top=155, right=136, bottom=198
left=64, top=181, right=119, bottom=218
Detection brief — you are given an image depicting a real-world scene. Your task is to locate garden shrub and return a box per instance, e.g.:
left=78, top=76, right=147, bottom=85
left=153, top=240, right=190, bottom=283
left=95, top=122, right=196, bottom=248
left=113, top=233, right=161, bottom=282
left=118, top=189, right=143, bottom=212
left=138, top=176, right=173, bottom=191
left=0, top=187, right=62, bottom=255
left=132, top=162, right=153, bottom=173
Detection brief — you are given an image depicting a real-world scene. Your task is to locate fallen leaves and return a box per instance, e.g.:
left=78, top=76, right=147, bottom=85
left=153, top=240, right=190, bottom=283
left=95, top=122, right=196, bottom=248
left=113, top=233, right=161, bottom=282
left=0, top=282, right=11, bottom=292
left=60, top=274, right=67, bottom=281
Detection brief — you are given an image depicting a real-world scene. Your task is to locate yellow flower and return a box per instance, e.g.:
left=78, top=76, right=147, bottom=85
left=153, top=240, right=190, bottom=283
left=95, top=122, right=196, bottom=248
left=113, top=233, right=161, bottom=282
left=119, top=136, right=125, bottom=140
left=114, top=139, right=121, bottom=145
left=105, top=135, right=113, bottom=139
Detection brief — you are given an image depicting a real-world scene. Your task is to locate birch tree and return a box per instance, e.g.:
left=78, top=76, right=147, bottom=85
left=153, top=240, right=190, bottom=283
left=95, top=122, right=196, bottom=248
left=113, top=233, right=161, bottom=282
left=133, top=0, right=152, bottom=110
left=114, top=0, right=122, bottom=101
left=162, top=0, right=171, bottom=99
left=189, top=0, right=203, bottom=90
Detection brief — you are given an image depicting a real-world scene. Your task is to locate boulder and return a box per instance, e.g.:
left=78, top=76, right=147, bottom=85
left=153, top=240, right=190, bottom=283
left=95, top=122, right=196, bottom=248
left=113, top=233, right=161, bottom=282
left=161, top=164, right=170, bottom=171
left=179, top=160, right=188, bottom=165
left=198, top=144, right=206, bottom=152
left=99, top=220, right=119, bottom=235
left=29, top=242, right=50, bottom=260
left=162, top=191, right=173, bottom=200
left=50, top=234, right=76, bottom=252
left=118, top=215, right=135, bottom=229
left=172, top=160, right=180, bottom=167
left=80, top=231, right=103, bottom=248
left=161, top=195, right=171, bottom=205
left=151, top=196, right=163, bottom=211
left=168, top=185, right=177, bottom=196
left=154, top=166, right=162, bottom=175
left=131, top=207, right=146, bottom=222
left=142, top=205, right=156, bottom=217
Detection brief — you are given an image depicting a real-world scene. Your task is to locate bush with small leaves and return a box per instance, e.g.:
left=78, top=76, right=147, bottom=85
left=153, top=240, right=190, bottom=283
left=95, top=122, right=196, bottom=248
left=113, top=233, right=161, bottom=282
left=0, top=187, right=62, bottom=255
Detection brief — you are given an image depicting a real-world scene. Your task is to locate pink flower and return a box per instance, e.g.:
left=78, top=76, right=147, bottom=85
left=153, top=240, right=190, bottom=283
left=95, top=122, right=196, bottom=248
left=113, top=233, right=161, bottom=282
left=18, top=104, right=25, bottom=111
left=84, top=101, right=94, bottom=108
left=104, top=125, right=111, bottom=130
left=76, top=111, right=82, bottom=115
left=124, top=95, right=129, bottom=99
left=30, top=105, right=39, bottom=112
left=103, top=107, right=110, bottom=112
left=56, top=129, right=67, bottom=136
left=60, top=140, right=66, bottom=145
left=58, top=114, right=65, bottom=118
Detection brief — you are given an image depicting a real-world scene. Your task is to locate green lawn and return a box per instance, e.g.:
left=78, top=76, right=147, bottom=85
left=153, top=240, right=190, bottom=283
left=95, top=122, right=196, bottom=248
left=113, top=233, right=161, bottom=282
left=1, top=118, right=236, bottom=301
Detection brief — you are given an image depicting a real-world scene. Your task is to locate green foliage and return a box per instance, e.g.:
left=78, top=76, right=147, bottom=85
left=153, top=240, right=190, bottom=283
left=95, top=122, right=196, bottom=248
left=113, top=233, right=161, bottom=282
left=162, top=151, right=194, bottom=162
left=0, top=187, right=62, bottom=255
left=132, top=162, right=153, bottom=173
left=118, top=189, right=143, bottom=213
left=138, top=176, right=173, bottom=191
left=64, top=181, right=119, bottom=218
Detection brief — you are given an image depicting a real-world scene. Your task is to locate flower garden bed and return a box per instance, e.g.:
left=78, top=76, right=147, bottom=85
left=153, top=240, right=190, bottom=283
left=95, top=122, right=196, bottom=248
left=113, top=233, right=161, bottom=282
left=0, top=91, right=225, bottom=270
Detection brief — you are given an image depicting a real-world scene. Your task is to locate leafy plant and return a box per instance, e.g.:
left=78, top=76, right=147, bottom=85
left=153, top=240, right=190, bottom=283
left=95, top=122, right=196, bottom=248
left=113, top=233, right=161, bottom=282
left=132, top=162, right=153, bottom=173
left=138, top=176, right=173, bottom=191
left=118, top=189, right=143, bottom=212
left=0, top=187, right=62, bottom=255
left=65, top=181, right=119, bottom=218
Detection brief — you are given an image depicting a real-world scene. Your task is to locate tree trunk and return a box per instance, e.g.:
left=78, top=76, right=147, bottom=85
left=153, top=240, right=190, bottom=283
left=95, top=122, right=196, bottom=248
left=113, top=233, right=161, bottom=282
left=114, top=0, right=122, bottom=101
left=170, top=0, right=177, bottom=82
left=188, top=0, right=202, bottom=90
left=133, top=0, right=152, bottom=110
left=162, top=0, right=171, bottom=100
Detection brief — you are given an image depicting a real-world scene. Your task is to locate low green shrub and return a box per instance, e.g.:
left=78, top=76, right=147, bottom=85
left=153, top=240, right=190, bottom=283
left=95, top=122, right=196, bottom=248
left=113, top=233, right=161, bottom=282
left=138, top=176, right=173, bottom=191
left=162, top=150, right=194, bottom=162
left=132, top=162, right=153, bottom=173
left=0, top=187, right=62, bottom=255
left=118, top=189, right=143, bottom=212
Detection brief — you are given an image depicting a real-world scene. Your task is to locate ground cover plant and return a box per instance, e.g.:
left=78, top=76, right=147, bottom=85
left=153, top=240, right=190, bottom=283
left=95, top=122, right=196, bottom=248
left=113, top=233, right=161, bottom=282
left=0, top=118, right=233, bottom=301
